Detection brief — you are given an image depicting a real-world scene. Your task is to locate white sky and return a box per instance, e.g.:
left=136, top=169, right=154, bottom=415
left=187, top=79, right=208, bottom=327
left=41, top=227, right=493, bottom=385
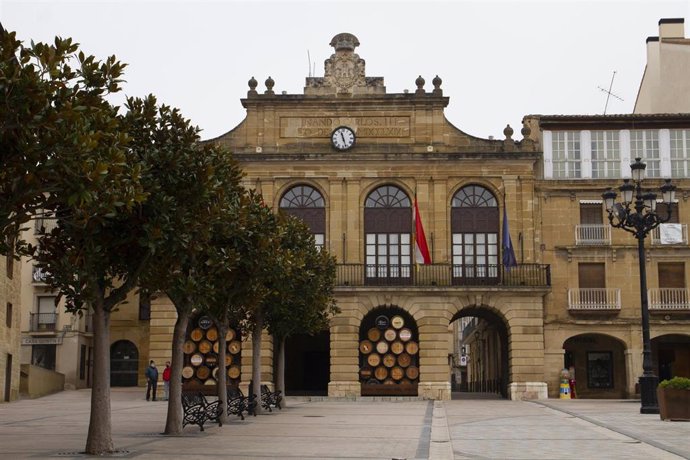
left=3, top=1, right=690, bottom=140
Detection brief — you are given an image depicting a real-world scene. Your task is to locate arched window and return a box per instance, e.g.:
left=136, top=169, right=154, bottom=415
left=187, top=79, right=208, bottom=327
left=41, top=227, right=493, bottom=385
left=451, top=185, right=500, bottom=285
left=279, top=185, right=326, bottom=250
left=364, top=185, right=412, bottom=284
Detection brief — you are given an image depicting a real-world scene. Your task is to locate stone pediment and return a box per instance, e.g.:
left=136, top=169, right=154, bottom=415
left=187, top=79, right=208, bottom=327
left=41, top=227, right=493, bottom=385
left=305, top=33, right=385, bottom=96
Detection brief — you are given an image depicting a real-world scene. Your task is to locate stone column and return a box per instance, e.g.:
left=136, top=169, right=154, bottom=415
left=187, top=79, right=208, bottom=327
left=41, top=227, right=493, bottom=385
left=328, top=303, right=360, bottom=397
left=415, top=305, right=451, bottom=400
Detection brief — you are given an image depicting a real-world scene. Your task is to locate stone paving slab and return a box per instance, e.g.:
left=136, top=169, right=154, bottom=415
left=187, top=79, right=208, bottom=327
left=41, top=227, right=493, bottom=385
left=1, top=389, right=689, bottom=459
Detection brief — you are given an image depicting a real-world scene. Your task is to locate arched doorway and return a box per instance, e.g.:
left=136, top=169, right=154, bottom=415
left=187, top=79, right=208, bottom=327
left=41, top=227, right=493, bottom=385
left=279, top=184, right=326, bottom=250
left=364, top=185, right=412, bottom=285
left=563, top=333, right=627, bottom=398
left=451, top=307, right=509, bottom=399
left=652, top=334, right=690, bottom=381
left=451, top=185, right=500, bottom=285
left=359, top=305, right=419, bottom=396
left=283, top=330, right=330, bottom=396
left=110, top=340, right=138, bottom=387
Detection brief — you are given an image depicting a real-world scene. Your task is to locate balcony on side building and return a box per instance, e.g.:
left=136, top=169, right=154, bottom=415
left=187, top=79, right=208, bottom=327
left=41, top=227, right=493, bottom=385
left=30, top=312, right=57, bottom=332
left=568, top=288, right=621, bottom=311
left=648, top=288, right=690, bottom=311
left=575, top=224, right=611, bottom=246
left=651, top=224, right=688, bottom=246
left=336, top=263, right=551, bottom=288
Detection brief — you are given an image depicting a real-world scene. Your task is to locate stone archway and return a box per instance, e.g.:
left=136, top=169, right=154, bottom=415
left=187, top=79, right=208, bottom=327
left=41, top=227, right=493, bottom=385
left=652, top=334, right=690, bottom=381
left=451, top=306, right=509, bottom=398
left=110, top=340, right=138, bottom=387
left=563, top=333, right=627, bottom=398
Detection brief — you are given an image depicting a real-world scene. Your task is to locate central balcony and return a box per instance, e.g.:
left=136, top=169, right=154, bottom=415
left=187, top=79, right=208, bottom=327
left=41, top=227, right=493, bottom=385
left=336, top=263, right=551, bottom=287
left=575, top=224, right=611, bottom=246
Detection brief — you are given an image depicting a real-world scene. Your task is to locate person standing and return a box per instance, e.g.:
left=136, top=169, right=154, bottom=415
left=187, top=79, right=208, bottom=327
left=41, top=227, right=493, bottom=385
left=162, top=361, right=171, bottom=401
left=145, top=360, right=159, bottom=401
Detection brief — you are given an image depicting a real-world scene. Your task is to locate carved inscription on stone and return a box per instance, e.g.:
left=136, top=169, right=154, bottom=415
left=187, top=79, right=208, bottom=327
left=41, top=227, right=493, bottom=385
left=280, top=117, right=410, bottom=138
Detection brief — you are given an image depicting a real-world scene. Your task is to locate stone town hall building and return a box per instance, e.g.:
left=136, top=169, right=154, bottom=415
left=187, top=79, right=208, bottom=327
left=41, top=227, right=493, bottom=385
left=12, top=21, right=690, bottom=401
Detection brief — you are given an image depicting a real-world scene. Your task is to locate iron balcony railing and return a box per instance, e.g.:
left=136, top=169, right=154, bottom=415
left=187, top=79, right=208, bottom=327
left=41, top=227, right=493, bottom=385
left=651, top=224, right=688, bottom=245
left=567, top=288, right=621, bottom=311
left=336, top=263, right=551, bottom=287
left=30, top=312, right=57, bottom=331
left=575, top=224, right=611, bottom=246
left=648, top=288, right=690, bottom=310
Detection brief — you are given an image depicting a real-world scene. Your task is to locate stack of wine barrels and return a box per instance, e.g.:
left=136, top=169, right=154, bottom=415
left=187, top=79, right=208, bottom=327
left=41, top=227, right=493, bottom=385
left=182, top=315, right=241, bottom=386
left=359, top=314, right=419, bottom=386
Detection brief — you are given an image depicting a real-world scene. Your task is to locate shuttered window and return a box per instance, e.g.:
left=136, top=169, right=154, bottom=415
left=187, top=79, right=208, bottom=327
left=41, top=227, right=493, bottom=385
left=578, top=263, right=606, bottom=289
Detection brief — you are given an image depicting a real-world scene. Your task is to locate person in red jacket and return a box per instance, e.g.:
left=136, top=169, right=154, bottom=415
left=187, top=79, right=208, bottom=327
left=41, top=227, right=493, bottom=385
left=162, top=361, right=171, bottom=401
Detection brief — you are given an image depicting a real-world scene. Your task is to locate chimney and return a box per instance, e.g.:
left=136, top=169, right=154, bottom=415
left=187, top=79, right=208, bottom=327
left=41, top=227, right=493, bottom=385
left=659, top=18, right=685, bottom=39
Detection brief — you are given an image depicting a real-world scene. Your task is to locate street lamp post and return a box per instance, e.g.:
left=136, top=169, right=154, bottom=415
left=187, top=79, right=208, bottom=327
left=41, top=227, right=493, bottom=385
left=602, top=158, right=676, bottom=414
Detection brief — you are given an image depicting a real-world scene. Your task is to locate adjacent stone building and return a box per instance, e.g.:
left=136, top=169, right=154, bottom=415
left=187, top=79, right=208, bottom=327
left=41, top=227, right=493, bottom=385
left=1, top=250, right=21, bottom=402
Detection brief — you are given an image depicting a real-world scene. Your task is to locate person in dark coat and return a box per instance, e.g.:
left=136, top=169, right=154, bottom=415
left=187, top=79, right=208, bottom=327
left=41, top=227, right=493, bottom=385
left=145, top=360, right=159, bottom=401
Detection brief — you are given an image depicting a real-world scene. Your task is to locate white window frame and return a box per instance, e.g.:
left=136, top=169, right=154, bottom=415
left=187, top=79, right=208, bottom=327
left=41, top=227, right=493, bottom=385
left=591, top=131, right=621, bottom=179
left=552, top=131, right=581, bottom=178
left=670, top=129, right=690, bottom=178
left=631, top=130, right=660, bottom=178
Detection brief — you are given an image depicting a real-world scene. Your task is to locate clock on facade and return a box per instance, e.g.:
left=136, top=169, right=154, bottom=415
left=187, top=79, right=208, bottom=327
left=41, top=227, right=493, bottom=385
left=331, top=126, right=356, bottom=151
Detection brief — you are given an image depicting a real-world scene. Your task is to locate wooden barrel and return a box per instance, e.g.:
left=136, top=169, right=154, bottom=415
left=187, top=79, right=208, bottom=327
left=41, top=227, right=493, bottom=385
left=384, top=328, right=397, bottom=342
left=359, top=340, right=373, bottom=354
left=374, top=366, right=388, bottom=380
left=204, top=377, right=216, bottom=386
left=382, top=353, right=396, bottom=368
left=225, top=329, right=235, bottom=342
left=367, top=328, right=381, bottom=342
left=391, top=315, right=405, bottom=329
left=391, top=341, right=404, bottom=355
left=383, top=378, right=395, bottom=385
left=190, top=353, right=203, bottom=366
left=228, top=340, right=241, bottom=355
left=205, top=354, right=218, bottom=366
left=182, top=366, right=194, bottom=379
left=206, top=327, right=218, bottom=341
left=212, top=367, right=219, bottom=380
left=405, top=366, right=419, bottom=380
left=391, top=366, right=404, bottom=381
left=225, top=354, right=233, bottom=366
left=228, top=365, right=241, bottom=379
left=198, top=340, right=212, bottom=354
left=190, top=328, right=203, bottom=342
left=398, top=353, right=412, bottom=368
left=196, top=366, right=210, bottom=380
left=183, top=340, right=196, bottom=354
left=376, top=341, right=389, bottom=354
left=405, top=341, right=419, bottom=355
left=399, top=328, right=412, bottom=342
left=213, top=342, right=220, bottom=353
left=359, top=367, right=372, bottom=379
left=367, top=353, right=381, bottom=367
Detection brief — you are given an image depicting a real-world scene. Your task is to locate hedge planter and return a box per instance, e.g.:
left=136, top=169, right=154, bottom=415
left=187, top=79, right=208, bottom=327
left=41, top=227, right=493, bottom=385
left=657, top=378, right=690, bottom=421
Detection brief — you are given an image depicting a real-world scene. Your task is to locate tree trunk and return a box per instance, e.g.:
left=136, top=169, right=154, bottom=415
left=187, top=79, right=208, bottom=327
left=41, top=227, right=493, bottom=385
left=252, top=311, right=263, bottom=414
left=217, top=318, right=228, bottom=424
left=85, top=303, right=113, bottom=454
left=276, top=335, right=286, bottom=402
left=164, top=309, right=189, bottom=435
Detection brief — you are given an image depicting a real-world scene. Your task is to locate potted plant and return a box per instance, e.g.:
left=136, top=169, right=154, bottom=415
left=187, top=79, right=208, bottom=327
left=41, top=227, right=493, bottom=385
left=657, top=376, right=690, bottom=421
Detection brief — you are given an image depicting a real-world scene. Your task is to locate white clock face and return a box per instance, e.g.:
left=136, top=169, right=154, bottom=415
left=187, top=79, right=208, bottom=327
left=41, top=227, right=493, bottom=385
left=331, top=126, right=355, bottom=151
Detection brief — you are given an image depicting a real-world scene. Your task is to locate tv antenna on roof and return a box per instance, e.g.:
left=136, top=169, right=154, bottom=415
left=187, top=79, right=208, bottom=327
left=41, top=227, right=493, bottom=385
left=598, top=71, right=624, bottom=114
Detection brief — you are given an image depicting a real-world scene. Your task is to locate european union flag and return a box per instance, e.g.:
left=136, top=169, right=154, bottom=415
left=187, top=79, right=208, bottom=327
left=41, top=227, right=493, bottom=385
left=502, top=206, right=518, bottom=271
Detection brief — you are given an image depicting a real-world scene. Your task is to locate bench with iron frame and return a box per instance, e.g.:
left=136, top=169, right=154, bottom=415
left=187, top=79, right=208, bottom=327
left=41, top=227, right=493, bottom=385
left=181, top=390, right=223, bottom=431
left=260, top=384, right=282, bottom=412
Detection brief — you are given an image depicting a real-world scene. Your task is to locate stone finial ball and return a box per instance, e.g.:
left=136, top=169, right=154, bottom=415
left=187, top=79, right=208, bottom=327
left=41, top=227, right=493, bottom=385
left=504, top=124, right=514, bottom=138
left=415, top=75, right=425, bottom=89
left=248, top=76, right=257, bottom=90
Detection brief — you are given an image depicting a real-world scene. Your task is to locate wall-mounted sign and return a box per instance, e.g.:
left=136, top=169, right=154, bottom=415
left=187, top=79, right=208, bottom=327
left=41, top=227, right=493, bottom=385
left=21, top=337, right=63, bottom=345
left=459, top=356, right=468, bottom=367
left=375, top=315, right=390, bottom=330
left=198, top=316, right=213, bottom=330
left=280, top=116, right=411, bottom=139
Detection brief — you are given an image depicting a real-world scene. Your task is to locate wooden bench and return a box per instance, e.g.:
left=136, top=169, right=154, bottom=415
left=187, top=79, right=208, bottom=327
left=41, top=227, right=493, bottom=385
left=260, top=384, right=282, bottom=412
left=182, top=391, right=223, bottom=431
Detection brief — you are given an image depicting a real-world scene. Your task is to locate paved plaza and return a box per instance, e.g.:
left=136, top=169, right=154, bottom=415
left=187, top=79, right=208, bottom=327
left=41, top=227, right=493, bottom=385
left=0, top=388, right=689, bottom=459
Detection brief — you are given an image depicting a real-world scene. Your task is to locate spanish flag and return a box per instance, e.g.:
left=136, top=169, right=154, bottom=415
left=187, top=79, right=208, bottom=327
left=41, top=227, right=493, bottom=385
left=414, top=195, right=432, bottom=264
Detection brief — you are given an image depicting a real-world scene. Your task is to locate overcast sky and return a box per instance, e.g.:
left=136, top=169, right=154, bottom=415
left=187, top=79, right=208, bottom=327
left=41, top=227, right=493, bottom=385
left=3, top=1, right=690, bottom=140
